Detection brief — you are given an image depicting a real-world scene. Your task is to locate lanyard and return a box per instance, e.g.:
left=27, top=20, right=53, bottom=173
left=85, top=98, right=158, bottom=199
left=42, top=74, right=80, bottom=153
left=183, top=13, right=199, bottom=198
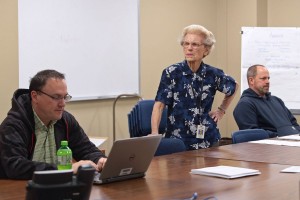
left=192, top=67, right=206, bottom=124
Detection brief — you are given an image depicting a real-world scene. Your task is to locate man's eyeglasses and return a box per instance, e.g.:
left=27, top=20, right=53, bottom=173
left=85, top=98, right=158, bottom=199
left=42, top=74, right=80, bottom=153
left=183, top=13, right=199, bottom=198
left=181, top=41, right=205, bottom=49
left=37, top=90, right=72, bottom=102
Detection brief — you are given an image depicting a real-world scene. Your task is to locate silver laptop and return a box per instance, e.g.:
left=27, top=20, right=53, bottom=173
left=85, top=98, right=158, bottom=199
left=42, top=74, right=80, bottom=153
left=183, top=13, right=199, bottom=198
left=93, top=135, right=162, bottom=184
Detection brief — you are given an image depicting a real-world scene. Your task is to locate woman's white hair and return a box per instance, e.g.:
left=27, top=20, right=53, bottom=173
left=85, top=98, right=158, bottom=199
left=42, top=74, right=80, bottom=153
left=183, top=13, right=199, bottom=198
left=179, top=24, right=216, bottom=54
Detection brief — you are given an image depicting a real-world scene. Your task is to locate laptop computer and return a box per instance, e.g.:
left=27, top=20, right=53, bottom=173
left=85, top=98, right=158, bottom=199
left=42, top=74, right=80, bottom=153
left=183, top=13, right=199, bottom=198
left=93, top=135, right=162, bottom=184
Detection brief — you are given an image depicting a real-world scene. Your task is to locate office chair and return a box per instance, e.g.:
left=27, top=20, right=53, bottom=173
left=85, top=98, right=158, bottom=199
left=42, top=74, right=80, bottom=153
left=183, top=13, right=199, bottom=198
left=128, top=100, right=167, bottom=137
left=231, top=129, right=269, bottom=144
left=127, top=112, right=134, bottom=138
left=155, top=138, right=186, bottom=156
left=128, top=99, right=186, bottom=156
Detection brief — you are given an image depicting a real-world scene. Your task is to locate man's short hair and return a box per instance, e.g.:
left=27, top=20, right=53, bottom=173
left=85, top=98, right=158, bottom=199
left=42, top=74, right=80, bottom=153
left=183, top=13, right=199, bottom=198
left=247, top=64, right=265, bottom=84
left=29, top=69, right=65, bottom=92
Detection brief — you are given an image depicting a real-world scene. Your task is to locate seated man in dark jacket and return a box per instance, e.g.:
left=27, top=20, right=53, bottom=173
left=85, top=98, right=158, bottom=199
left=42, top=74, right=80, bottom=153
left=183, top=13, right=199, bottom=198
left=0, top=69, right=107, bottom=179
left=233, top=64, right=300, bottom=137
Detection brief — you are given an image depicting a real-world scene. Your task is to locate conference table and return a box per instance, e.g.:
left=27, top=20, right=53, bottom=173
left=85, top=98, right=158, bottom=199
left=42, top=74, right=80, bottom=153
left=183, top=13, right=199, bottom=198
left=1, top=141, right=300, bottom=200
left=189, top=142, right=300, bottom=165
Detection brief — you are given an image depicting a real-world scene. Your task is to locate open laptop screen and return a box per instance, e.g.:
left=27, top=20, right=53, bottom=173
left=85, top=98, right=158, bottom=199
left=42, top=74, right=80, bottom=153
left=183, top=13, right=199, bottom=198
left=94, top=135, right=162, bottom=184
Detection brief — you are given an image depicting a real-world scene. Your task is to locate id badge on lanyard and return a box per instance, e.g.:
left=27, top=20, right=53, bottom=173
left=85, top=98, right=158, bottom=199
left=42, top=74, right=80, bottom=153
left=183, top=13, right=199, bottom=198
left=196, top=124, right=206, bottom=139
left=195, top=68, right=206, bottom=139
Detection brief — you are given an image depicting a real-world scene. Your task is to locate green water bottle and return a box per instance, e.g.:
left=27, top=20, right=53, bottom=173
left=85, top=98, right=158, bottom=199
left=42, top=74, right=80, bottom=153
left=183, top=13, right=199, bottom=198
left=57, top=140, right=72, bottom=170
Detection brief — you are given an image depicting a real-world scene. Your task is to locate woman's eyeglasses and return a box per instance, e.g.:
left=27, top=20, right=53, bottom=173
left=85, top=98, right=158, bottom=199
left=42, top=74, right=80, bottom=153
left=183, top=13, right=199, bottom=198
left=181, top=41, right=205, bottom=49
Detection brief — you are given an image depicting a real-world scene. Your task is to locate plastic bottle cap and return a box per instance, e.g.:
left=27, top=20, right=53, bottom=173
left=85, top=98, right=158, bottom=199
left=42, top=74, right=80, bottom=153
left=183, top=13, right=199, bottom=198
left=61, top=140, right=68, bottom=146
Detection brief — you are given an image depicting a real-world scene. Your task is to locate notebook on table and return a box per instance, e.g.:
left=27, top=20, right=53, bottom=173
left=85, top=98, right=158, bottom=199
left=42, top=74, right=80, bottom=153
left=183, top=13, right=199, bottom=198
left=93, top=135, right=162, bottom=184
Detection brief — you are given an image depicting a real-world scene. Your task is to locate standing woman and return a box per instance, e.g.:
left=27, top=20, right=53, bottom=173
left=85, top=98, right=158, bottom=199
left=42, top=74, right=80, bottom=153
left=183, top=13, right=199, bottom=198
left=151, top=24, right=238, bottom=150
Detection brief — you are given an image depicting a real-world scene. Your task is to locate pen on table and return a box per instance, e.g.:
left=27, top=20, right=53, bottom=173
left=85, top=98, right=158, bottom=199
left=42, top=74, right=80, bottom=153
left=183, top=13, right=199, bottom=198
left=184, top=192, right=198, bottom=200
left=191, top=192, right=198, bottom=200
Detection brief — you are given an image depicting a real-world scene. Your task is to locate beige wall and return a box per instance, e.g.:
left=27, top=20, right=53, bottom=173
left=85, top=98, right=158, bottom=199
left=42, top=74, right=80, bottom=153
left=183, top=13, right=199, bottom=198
left=0, top=0, right=19, bottom=119
left=1, top=0, right=299, bottom=153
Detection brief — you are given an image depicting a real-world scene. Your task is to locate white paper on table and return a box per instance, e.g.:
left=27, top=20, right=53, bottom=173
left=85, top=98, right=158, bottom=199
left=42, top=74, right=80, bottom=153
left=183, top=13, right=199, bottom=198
left=250, top=139, right=300, bottom=147
left=281, top=166, right=300, bottom=173
left=279, top=135, right=300, bottom=141
left=89, top=137, right=107, bottom=147
left=191, top=165, right=261, bottom=179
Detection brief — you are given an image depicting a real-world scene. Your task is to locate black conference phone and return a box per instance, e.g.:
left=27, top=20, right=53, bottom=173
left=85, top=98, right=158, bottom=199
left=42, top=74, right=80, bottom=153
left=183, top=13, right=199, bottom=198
left=26, top=164, right=95, bottom=200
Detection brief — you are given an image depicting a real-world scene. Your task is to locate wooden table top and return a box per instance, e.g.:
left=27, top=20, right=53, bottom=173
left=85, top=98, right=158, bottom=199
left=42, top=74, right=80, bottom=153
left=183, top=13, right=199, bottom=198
left=185, top=142, right=300, bottom=165
left=1, top=149, right=300, bottom=200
